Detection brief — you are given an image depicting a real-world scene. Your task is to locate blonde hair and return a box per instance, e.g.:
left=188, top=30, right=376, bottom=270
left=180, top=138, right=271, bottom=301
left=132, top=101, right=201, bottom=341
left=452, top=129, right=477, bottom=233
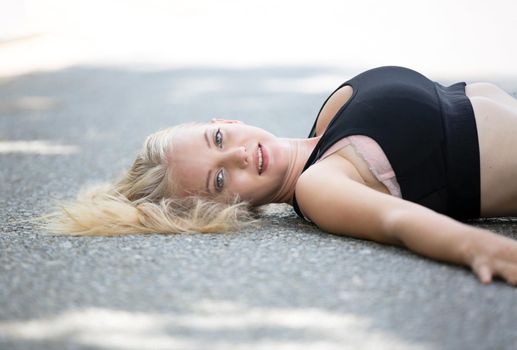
left=39, top=124, right=256, bottom=236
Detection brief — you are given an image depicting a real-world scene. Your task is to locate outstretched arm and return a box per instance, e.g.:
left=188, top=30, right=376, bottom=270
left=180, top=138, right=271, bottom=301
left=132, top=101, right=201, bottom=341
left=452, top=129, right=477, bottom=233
left=385, top=205, right=517, bottom=285
left=296, top=156, right=517, bottom=285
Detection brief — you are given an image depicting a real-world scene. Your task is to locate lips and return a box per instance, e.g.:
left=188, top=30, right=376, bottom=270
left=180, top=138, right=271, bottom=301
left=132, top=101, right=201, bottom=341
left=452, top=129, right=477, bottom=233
left=255, top=144, right=262, bottom=175
left=261, top=144, right=269, bottom=174
left=255, top=143, right=269, bottom=175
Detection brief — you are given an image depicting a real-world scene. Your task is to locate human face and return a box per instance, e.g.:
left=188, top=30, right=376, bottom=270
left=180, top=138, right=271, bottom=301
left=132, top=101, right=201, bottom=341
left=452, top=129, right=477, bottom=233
left=168, top=121, right=291, bottom=205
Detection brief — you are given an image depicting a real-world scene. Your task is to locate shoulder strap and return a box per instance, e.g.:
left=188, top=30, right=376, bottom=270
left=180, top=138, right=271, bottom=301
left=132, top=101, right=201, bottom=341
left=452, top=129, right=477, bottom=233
left=307, top=80, right=355, bottom=138
left=292, top=78, right=360, bottom=219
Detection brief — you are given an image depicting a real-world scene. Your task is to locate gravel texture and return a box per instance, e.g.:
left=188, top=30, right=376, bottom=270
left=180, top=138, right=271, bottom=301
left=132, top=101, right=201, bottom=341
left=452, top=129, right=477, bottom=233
left=1, top=66, right=516, bottom=350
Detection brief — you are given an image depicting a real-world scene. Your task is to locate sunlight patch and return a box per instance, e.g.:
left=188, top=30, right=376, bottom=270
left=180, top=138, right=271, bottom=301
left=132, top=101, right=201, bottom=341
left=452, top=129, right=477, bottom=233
left=0, top=96, right=58, bottom=113
left=0, top=140, right=79, bottom=154
left=0, top=301, right=426, bottom=350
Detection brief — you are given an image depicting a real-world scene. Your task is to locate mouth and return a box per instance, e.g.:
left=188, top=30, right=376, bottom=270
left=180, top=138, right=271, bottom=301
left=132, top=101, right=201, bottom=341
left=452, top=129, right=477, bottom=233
left=256, top=143, right=269, bottom=175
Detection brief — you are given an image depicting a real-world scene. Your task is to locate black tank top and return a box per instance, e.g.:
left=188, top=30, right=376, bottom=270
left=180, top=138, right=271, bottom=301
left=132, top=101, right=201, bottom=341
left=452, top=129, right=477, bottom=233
left=292, top=66, right=480, bottom=220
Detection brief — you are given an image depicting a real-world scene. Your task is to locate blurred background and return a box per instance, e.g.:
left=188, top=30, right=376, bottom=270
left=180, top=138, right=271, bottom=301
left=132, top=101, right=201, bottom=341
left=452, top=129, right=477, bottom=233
left=2, top=1, right=517, bottom=349
left=1, top=0, right=517, bottom=80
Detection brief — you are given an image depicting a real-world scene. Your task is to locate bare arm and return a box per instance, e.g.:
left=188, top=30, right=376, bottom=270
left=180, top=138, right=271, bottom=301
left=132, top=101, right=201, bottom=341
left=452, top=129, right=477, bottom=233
left=385, top=207, right=517, bottom=285
left=296, top=155, right=517, bottom=285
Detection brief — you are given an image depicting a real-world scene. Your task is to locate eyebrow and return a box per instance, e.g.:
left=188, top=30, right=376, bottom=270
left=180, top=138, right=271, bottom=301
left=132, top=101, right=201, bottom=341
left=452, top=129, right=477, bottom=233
left=206, top=170, right=212, bottom=194
left=204, top=129, right=211, bottom=149
left=204, top=129, right=212, bottom=194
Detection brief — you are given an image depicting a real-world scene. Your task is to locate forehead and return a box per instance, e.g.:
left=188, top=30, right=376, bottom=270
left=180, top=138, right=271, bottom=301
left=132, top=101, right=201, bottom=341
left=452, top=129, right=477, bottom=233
left=171, top=125, right=206, bottom=152
left=169, top=125, right=211, bottom=196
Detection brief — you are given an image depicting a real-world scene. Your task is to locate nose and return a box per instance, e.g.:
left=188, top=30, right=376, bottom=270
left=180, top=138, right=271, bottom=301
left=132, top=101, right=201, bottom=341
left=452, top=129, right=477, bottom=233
left=220, top=146, right=248, bottom=169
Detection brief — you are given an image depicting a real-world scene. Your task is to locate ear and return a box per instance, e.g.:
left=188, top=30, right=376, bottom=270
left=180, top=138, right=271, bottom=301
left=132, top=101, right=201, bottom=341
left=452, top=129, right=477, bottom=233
left=210, top=118, right=244, bottom=124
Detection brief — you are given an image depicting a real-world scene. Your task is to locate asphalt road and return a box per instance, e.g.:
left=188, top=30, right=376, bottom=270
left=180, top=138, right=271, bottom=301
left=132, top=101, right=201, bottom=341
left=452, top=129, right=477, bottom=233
left=1, top=66, right=517, bottom=350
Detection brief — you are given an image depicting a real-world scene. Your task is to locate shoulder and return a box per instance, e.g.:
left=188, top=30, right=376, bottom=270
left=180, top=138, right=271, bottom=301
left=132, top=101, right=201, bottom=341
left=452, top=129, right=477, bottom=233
left=315, top=85, right=354, bottom=136
left=295, top=152, right=361, bottom=225
left=295, top=153, right=361, bottom=218
left=294, top=152, right=407, bottom=244
left=296, top=151, right=360, bottom=191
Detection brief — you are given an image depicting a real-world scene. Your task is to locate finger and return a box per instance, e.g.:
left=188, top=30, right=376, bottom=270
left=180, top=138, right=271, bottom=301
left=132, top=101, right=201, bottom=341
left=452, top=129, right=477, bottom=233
left=472, top=261, right=492, bottom=284
left=478, top=265, right=492, bottom=284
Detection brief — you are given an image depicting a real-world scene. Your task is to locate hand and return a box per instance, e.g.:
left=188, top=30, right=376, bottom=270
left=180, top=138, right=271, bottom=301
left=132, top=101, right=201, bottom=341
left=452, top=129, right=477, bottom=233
left=465, top=228, right=517, bottom=285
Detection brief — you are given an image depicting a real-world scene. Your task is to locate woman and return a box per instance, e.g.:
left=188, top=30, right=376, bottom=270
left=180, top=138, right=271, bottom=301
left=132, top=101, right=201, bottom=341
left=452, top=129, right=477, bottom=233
left=45, top=66, right=517, bottom=286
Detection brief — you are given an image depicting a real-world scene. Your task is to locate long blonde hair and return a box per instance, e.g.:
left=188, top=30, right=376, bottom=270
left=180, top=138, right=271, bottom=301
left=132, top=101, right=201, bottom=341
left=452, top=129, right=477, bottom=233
left=40, top=124, right=256, bottom=236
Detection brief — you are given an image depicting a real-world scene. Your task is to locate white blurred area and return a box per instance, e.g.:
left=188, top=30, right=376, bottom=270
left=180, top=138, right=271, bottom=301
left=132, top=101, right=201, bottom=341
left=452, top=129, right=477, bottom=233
left=0, top=0, right=516, bottom=80
left=0, top=301, right=421, bottom=350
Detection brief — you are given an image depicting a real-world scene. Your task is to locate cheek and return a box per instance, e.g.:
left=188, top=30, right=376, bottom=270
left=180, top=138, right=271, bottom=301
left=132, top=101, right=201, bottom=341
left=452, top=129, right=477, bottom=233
left=228, top=173, right=255, bottom=198
left=173, top=162, right=206, bottom=197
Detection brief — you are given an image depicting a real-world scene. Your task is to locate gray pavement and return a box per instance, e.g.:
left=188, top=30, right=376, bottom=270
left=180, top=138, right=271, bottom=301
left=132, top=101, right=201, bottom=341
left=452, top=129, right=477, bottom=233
left=1, top=66, right=517, bottom=350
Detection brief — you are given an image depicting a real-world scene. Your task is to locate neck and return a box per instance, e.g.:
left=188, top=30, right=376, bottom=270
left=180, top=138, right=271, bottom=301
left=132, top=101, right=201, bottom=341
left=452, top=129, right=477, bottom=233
left=271, top=136, right=320, bottom=204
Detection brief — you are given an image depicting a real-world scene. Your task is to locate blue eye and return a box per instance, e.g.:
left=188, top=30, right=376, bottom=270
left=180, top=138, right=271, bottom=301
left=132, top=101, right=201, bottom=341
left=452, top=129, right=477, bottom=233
left=215, top=169, right=225, bottom=192
left=214, top=128, right=223, bottom=148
